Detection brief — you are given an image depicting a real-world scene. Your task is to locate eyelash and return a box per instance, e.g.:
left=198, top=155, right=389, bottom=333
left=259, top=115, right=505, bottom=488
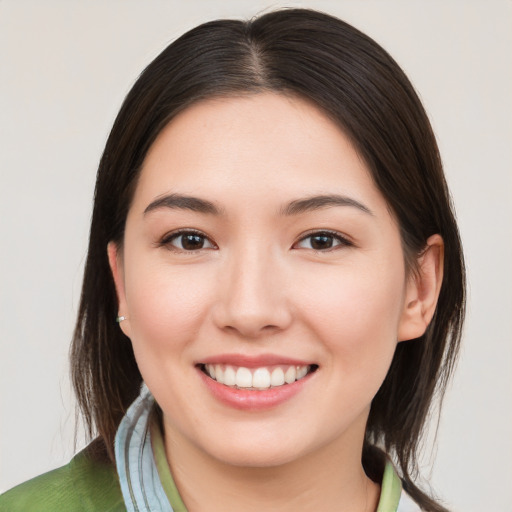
left=158, top=229, right=353, bottom=253
left=158, top=229, right=217, bottom=252
left=293, top=230, right=353, bottom=251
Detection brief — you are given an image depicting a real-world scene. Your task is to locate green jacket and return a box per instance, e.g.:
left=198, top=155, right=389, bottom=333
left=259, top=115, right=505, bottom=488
left=0, top=442, right=405, bottom=511
left=0, top=446, right=124, bottom=511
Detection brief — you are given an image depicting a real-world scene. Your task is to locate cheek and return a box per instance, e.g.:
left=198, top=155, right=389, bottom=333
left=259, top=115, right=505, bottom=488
left=293, top=260, right=406, bottom=424
left=295, top=258, right=405, bottom=362
left=123, top=258, right=214, bottom=360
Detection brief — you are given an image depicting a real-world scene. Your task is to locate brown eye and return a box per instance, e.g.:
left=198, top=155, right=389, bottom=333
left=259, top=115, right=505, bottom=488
left=295, top=231, right=352, bottom=251
left=310, top=234, right=335, bottom=250
left=165, top=231, right=215, bottom=251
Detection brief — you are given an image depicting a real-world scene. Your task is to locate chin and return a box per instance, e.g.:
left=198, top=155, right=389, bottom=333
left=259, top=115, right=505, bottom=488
left=212, top=445, right=304, bottom=469
left=193, top=427, right=315, bottom=469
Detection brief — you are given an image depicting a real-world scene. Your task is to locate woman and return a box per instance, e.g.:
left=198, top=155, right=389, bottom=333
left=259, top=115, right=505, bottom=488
left=0, top=8, right=465, bottom=512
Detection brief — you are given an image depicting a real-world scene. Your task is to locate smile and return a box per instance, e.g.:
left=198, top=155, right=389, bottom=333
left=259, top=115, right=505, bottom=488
left=199, top=363, right=318, bottom=390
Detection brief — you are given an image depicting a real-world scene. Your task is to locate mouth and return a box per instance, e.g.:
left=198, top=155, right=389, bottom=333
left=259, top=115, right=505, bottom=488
left=197, top=363, right=319, bottom=390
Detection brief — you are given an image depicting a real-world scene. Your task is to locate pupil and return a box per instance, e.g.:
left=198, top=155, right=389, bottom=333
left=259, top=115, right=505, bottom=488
left=311, top=235, right=333, bottom=250
left=182, top=234, right=203, bottom=250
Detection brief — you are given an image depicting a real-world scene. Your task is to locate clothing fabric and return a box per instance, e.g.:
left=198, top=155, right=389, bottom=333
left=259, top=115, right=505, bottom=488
left=114, top=383, right=419, bottom=512
left=114, top=383, right=184, bottom=511
left=0, top=446, right=125, bottom=511
left=0, top=385, right=420, bottom=511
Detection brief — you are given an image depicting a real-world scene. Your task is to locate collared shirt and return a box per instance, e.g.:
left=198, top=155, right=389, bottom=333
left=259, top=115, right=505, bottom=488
left=0, top=384, right=421, bottom=512
left=151, top=417, right=419, bottom=511
left=113, top=384, right=421, bottom=512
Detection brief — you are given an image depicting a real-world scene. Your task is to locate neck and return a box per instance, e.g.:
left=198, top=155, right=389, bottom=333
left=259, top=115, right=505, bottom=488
left=163, top=416, right=380, bottom=512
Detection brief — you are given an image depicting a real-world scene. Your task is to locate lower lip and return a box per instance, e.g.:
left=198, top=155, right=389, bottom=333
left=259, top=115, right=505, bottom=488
left=197, top=368, right=314, bottom=411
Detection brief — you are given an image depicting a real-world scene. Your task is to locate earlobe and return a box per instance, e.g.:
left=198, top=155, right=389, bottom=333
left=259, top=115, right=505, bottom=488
left=398, top=234, right=444, bottom=342
left=107, top=242, right=131, bottom=338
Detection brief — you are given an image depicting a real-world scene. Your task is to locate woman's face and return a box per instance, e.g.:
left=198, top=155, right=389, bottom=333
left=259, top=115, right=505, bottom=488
left=110, top=93, right=423, bottom=468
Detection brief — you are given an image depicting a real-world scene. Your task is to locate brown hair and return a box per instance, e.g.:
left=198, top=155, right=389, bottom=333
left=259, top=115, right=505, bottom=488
left=71, top=8, right=465, bottom=511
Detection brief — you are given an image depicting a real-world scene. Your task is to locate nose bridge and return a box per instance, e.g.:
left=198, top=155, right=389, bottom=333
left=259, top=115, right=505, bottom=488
left=215, top=240, right=291, bottom=337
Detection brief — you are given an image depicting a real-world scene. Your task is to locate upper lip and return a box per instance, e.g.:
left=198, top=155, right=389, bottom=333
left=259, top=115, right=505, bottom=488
left=197, top=353, right=315, bottom=368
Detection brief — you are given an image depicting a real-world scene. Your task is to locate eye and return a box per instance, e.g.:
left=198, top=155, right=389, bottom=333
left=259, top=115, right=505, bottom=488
left=294, top=231, right=352, bottom=251
left=162, top=230, right=216, bottom=251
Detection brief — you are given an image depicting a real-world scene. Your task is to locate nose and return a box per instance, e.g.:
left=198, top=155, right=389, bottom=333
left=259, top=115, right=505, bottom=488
left=212, top=245, right=293, bottom=339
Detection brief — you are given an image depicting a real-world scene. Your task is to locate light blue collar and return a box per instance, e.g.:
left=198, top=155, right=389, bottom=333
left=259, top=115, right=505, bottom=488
left=114, top=383, right=173, bottom=511
left=114, top=384, right=415, bottom=512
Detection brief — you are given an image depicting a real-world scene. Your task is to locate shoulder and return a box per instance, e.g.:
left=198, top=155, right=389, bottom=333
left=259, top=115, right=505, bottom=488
left=0, top=442, right=125, bottom=512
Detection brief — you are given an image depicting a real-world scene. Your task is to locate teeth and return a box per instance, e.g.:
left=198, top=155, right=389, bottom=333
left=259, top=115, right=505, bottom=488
left=270, top=367, right=285, bottom=386
left=236, top=367, right=253, bottom=388
left=253, top=368, right=271, bottom=389
left=224, top=366, right=236, bottom=386
left=284, top=366, right=296, bottom=384
left=204, top=364, right=312, bottom=390
left=296, top=366, right=308, bottom=380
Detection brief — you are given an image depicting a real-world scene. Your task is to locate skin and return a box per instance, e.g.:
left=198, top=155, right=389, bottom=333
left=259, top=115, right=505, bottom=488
left=108, top=93, right=443, bottom=512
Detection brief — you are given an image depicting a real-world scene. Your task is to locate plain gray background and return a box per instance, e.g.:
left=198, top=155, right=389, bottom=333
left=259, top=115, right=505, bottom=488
left=1, top=1, right=511, bottom=510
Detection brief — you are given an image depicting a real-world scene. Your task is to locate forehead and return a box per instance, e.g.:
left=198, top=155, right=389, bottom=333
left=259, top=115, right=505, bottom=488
left=133, top=93, right=385, bottom=213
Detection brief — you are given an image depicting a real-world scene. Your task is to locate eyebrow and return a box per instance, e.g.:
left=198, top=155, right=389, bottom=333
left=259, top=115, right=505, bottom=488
left=143, top=193, right=373, bottom=217
left=144, top=194, right=222, bottom=216
left=280, top=194, right=373, bottom=216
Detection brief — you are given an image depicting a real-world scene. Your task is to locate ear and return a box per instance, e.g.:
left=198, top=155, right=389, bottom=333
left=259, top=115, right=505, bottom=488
left=398, top=234, right=444, bottom=342
left=107, top=241, right=131, bottom=338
